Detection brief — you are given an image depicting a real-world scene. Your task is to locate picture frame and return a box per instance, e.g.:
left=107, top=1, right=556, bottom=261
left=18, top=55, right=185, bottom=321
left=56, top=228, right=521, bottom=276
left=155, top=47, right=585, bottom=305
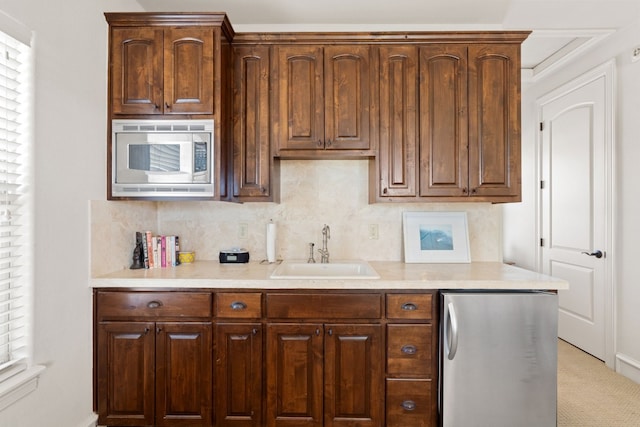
left=402, top=211, right=471, bottom=263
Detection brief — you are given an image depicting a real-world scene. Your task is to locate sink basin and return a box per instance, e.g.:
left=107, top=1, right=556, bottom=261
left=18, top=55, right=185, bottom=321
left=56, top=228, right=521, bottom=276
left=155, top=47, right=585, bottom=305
left=270, top=260, right=380, bottom=279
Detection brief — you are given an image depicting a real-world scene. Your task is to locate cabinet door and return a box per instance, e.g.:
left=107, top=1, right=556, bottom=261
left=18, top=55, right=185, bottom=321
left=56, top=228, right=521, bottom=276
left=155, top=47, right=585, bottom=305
left=324, top=324, right=383, bottom=427
left=324, top=46, right=371, bottom=150
left=155, top=322, right=213, bottom=426
left=163, top=27, right=215, bottom=115
left=216, top=323, right=263, bottom=427
left=97, top=321, right=155, bottom=426
left=419, top=45, right=469, bottom=197
left=377, top=46, right=418, bottom=197
left=467, top=44, right=521, bottom=199
left=110, top=27, right=163, bottom=115
left=275, top=46, right=324, bottom=151
left=233, top=46, right=272, bottom=199
left=266, top=323, right=323, bottom=427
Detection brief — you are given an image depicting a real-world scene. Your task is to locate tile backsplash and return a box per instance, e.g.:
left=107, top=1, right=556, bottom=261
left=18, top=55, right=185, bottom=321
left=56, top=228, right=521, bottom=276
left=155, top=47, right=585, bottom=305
left=91, top=160, right=503, bottom=277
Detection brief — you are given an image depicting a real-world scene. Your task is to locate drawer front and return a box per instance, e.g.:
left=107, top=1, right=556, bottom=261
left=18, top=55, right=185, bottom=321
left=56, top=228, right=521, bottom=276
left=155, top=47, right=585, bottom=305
left=386, top=379, right=433, bottom=427
left=97, top=291, right=212, bottom=319
left=387, top=324, right=432, bottom=376
left=266, top=293, right=381, bottom=319
left=216, top=292, right=262, bottom=318
left=386, top=293, right=433, bottom=320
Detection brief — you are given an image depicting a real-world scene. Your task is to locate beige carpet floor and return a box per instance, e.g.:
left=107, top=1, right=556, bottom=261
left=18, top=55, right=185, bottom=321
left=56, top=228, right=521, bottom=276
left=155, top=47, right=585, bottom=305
left=558, top=339, right=640, bottom=426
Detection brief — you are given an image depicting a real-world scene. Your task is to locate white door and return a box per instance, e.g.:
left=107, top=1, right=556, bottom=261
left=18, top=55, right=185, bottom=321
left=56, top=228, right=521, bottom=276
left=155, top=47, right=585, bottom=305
left=539, top=64, right=613, bottom=361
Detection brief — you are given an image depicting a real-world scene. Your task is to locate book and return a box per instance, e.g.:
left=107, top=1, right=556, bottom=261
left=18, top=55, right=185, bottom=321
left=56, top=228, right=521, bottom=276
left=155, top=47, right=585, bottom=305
left=160, top=236, right=167, bottom=268
left=141, top=231, right=149, bottom=269
left=145, top=231, right=154, bottom=268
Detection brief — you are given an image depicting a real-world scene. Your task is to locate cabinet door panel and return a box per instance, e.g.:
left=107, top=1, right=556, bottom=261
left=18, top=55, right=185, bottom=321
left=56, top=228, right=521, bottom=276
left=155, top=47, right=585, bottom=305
left=216, top=323, right=263, bottom=427
left=324, top=324, right=383, bottom=427
left=110, top=27, right=163, bottom=115
left=468, top=44, right=521, bottom=198
left=233, top=46, right=271, bottom=198
left=266, top=323, right=323, bottom=427
left=97, top=321, right=155, bottom=426
left=378, top=46, right=418, bottom=197
left=419, top=45, right=468, bottom=197
left=164, top=27, right=215, bottom=114
left=276, top=46, right=324, bottom=150
left=324, top=46, right=371, bottom=150
left=155, top=322, right=213, bottom=426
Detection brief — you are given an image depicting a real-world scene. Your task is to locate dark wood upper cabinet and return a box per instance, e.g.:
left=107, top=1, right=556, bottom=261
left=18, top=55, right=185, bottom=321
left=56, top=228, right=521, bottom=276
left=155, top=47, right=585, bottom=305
left=377, top=46, right=419, bottom=198
left=273, top=45, right=374, bottom=157
left=374, top=40, right=524, bottom=203
left=418, top=45, right=469, bottom=197
left=468, top=43, right=521, bottom=200
left=110, top=26, right=214, bottom=115
left=232, top=46, right=276, bottom=201
left=106, top=15, right=527, bottom=203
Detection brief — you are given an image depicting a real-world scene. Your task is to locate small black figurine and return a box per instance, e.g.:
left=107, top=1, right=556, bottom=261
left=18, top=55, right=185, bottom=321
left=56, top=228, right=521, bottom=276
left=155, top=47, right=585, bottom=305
left=130, top=232, right=144, bottom=269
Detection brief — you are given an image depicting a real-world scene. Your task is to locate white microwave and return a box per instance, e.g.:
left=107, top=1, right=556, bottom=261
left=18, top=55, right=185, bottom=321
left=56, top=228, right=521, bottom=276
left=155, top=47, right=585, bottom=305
left=112, top=119, right=214, bottom=198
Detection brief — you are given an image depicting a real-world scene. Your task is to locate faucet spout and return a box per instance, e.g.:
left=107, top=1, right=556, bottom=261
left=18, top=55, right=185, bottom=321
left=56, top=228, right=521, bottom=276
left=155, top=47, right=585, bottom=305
left=319, top=224, right=330, bottom=263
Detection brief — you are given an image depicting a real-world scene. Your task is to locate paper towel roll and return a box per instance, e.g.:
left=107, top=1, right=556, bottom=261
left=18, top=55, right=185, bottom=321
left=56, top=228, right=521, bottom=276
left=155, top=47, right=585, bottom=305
left=266, top=221, right=276, bottom=263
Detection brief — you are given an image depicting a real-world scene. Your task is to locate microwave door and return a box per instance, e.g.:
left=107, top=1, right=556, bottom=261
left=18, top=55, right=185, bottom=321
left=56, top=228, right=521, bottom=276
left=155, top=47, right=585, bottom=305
left=115, top=133, right=192, bottom=184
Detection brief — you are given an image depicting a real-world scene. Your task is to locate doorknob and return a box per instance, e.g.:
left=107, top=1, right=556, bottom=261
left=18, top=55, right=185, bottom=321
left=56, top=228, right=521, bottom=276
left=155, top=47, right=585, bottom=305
left=582, top=250, right=603, bottom=259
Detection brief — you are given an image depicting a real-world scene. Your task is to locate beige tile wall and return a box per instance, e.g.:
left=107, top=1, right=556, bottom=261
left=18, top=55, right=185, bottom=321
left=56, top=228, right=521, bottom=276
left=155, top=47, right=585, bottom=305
left=91, top=160, right=503, bottom=276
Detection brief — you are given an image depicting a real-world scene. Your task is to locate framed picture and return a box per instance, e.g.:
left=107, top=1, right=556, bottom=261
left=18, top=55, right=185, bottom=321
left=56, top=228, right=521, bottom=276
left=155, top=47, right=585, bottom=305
left=402, top=211, right=471, bottom=263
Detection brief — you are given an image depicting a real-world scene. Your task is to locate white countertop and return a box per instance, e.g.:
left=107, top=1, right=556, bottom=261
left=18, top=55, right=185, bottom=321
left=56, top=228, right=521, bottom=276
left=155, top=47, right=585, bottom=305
left=90, top=261, right=568, bottom=290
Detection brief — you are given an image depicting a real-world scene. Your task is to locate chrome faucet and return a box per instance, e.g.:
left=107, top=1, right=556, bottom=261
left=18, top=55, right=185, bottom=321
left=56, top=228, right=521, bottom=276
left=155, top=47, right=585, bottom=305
left=318, top=224, right=330, bottom=263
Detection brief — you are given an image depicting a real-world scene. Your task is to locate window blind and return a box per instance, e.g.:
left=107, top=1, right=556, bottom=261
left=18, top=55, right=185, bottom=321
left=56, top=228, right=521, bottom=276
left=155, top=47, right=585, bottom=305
left=0, top=30, right=29, bottom=375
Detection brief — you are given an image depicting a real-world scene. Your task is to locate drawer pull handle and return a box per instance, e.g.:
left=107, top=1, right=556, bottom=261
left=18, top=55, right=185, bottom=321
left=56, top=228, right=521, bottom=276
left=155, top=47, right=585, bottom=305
left=401, top=344, right=417, bottom=355
left=401, top=400, right=416, bottom=411
left=401, top=303, right=417, bottom=311
left=230, top=301, right=247, bottom=311
left=147, top=301, right=162, bottom=309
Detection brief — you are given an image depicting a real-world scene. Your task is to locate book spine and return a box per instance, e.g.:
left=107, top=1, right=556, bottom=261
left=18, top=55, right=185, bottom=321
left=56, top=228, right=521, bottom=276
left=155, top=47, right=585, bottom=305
left=161, top=236, right=167, bottom=268
left=169, top=236, right=176, bottom=267
left=151, top=236, right=158, bottom=268
left=141, top=231, right=149, bottom=269
left=175, top=236, right=181, bottom=265
left=145, top=231, right=154, bottom=268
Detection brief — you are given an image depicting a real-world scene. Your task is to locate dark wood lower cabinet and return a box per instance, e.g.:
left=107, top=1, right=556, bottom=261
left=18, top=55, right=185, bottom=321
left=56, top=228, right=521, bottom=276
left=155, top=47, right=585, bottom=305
left=97, top=321, right=212, bottom=426
left=324, top=324, right=383, bottom=427
left=215, top=323, right=263, bottom=427
left=266, top=323, right=324, bottom=427
left=94, top=290, right=438, bottom=427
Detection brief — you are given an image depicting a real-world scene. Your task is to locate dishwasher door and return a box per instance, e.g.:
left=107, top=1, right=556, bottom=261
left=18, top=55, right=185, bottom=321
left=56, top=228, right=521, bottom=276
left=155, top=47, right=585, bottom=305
left=440, top=291, right=558, bottom=427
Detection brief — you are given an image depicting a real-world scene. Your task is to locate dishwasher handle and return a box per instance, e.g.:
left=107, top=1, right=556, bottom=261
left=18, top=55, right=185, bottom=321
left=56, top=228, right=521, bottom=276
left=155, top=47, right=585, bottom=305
left=444, top=301, right=459, bottom=360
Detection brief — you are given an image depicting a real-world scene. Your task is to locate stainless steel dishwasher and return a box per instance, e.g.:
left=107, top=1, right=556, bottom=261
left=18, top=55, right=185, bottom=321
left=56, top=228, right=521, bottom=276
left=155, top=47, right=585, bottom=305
left=439, top=290, right=558, bottom=427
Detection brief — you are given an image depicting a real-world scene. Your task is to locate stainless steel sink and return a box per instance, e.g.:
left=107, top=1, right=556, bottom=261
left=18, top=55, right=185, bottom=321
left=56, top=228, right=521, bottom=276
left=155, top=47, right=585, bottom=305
left=270, top=260, right=380, bottom=279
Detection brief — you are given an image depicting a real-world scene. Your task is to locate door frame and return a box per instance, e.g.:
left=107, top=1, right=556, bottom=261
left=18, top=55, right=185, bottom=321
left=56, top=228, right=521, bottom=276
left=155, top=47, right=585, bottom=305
left=535, top=59, right=616, bottom=368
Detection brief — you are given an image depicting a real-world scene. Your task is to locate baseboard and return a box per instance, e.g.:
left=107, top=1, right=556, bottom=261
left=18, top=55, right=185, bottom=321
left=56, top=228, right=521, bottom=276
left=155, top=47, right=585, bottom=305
left=616, top=352, right=640, bottom=385
left=78, top=413, right=98, bottom=427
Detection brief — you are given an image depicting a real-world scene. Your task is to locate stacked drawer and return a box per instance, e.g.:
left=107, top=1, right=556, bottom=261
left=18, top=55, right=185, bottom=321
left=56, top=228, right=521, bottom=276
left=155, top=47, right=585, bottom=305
left=385, top=293, right=438, bottom=427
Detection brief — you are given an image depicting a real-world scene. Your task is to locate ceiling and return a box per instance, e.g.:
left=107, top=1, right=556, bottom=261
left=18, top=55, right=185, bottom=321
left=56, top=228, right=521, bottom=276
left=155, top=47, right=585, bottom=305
left=135, top=0, right=640, bottom=80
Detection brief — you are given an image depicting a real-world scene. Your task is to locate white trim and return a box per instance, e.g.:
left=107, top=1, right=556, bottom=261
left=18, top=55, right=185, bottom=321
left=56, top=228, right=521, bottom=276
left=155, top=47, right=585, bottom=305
left=535, top=59, right=617, bottom=368
left=0, top=364, right=45, bottom=412
left=522, top=29, right=614, bottom=83
left=0, top=10, right=31, bottom=46
left=616, top=353, right=640, bottom=385
left=78, top=413, right=98, bottom=427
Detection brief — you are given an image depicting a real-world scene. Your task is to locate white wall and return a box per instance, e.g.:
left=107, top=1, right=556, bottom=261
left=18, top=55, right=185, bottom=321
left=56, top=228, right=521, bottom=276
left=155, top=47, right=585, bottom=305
left=0, top=1, right=142, bottom=426
left=503, top=16, right=640, bottom=382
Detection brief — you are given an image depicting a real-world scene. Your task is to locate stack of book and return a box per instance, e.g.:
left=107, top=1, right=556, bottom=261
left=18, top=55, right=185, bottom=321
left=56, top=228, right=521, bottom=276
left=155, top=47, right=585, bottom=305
left=135, top=231, right=181, bottom=268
